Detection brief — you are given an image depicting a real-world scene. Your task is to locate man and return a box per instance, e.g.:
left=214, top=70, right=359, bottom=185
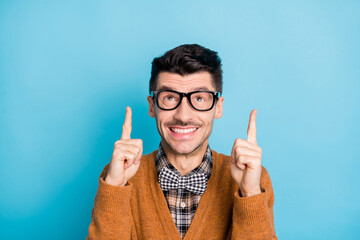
left=87, top=44, right=277, bottom=239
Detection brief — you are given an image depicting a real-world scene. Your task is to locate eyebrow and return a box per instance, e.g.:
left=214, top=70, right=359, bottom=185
left=157, top=86, right=212, bottom=91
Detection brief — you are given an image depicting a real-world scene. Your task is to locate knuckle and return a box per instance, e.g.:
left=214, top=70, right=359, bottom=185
left=234, top=148, right=240, bottom=156
left=235, top=138, right=242, bottom=145
left=253, top=156, right=261, bottom=163
left=235, top=147, right=243, bottom=155
left=114, top=140, right=125, bottom=148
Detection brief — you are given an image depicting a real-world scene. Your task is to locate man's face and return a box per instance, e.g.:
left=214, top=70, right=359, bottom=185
left=147, top=71, right=224, bottom=156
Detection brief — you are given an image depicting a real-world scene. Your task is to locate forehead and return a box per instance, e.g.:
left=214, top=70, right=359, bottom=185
left=156, top=71, right=215, bottom=91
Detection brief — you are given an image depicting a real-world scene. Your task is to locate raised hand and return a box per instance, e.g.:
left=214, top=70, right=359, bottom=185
left=105, top=107, right=143, bottom=186
left=230, top=109, right=263, bottom=197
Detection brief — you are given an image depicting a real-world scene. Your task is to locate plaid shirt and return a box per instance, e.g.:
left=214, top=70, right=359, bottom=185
left=155, top=145, right=213, bottom=238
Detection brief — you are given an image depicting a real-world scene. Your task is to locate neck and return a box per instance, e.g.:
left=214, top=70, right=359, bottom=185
left=161, top=141, right=208, bottom=176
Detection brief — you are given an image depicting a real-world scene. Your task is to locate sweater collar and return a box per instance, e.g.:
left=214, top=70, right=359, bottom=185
left=154, top=143, right=213, bottom=180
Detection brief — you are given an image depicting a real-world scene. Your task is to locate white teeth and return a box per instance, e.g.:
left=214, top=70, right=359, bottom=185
left=171, top=128, right=197, bottom=133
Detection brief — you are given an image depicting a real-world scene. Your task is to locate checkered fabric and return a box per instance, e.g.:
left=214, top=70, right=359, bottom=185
left=159, top=167, right=207, bottom=195
left=155, top=145, right=213, bottom=238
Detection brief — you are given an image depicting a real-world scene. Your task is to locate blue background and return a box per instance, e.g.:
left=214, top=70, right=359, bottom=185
left=1, top=0, right=359, bottom=239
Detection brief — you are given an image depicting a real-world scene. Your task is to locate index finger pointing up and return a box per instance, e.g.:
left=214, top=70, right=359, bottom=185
left=121, top=106, right=132, bottom=140
left=247, top=109, right=257, bottom=145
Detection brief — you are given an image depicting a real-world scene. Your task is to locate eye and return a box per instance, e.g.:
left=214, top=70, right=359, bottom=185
left=164, top=95, right=175, bottom=101
left=194, top=96, right=205, bottom=102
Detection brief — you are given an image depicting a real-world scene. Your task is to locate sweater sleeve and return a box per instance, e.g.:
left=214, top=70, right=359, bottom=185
left=86, top=165, right=137, bottom=240
left=230, top=167, right=277, bottom=240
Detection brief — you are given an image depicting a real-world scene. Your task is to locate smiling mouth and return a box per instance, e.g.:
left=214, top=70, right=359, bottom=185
left=169, top=127, right=198, bottom=134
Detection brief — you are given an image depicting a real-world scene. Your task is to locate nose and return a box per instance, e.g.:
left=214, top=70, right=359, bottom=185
left=173, top=96, right=195, bottom=123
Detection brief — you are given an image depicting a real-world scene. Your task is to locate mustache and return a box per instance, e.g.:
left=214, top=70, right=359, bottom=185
left=165, top=120, right=203, bottom=128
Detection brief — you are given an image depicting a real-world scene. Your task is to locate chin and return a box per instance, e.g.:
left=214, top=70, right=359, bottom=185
left=167, top=141, right=203, bottom=155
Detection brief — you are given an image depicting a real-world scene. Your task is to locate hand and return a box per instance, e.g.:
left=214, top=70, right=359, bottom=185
left=230, top=109, right=262, bottom=197
left=105, top=107, right=143, bottom=186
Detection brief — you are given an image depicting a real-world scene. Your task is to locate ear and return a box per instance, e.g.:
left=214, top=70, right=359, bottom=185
left=147, top=96, right=155, bottom=118
left=214, top=96, right=224, bottom=119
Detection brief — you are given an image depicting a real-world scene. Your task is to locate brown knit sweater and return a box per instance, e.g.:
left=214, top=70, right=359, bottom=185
left=87, top=150, right=277, bottom=240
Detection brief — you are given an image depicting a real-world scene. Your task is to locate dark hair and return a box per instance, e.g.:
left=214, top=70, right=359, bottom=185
left=149, top=44, right=223, bottom=94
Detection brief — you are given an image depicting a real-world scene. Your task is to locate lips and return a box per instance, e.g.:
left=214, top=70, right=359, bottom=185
left=168, top=126, right=199, bottom=139
left=170, top=127, right=197, bottom=133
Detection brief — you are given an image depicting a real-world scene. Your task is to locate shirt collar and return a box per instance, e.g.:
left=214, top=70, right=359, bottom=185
left=155, top=144, right=213, bottom=179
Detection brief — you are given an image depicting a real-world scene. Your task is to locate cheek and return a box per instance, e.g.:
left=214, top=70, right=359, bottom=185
left=199, top=112, right=216, bottom=127
left=155, top=111, right=172, bottom=127
left=155, top=110, right=215, bottom=128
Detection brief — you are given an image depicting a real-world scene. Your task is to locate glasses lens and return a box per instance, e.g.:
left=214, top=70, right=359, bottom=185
left=190, top=92, right=214, bottom=110
left=157, top=91, right=181, bottom=109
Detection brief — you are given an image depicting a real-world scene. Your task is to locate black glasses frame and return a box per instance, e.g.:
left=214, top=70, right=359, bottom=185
left=151, top=90, right=220, bottom=111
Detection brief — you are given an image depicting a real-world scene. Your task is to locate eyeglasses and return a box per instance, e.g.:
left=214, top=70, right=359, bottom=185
left=151, top=90, right=220, bottom=111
